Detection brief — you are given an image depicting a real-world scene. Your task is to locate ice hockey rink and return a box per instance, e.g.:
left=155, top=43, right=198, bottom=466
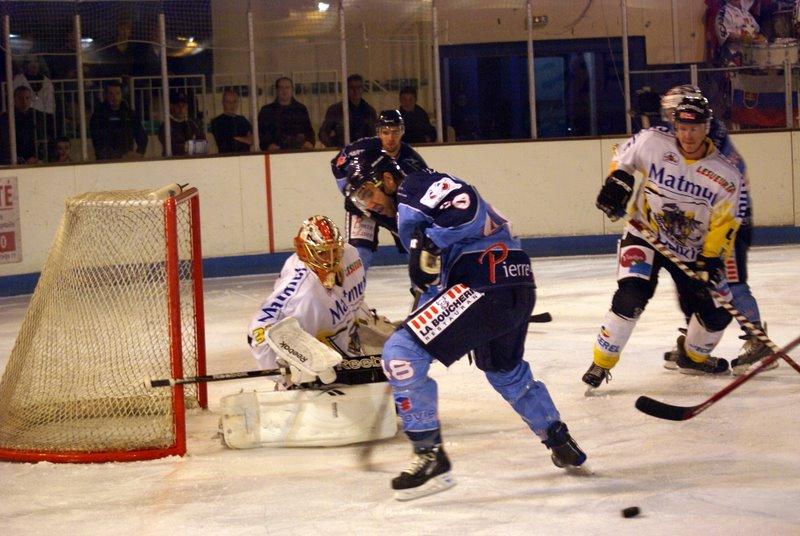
left=1, top=245, right=799, bottom=535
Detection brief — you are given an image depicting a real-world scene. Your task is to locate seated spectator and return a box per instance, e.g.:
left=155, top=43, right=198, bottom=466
left=159, top=92, right=206, bottom=157
left=0, top=86, right=52, bottom=165
left=397, top=86, right=437, bottom=143
left=716, top=0, right=763, bottom=66
left=258, top=77, right=315, bottom=151
left=89, top=81, right=147, bottom=160
left=13, top=57, right=55, bottom=116
left=319, top=74, right=377, bottom=147
left=210, top=89, right=253, bottom=154
left=55, top=137, right=72, bottom=163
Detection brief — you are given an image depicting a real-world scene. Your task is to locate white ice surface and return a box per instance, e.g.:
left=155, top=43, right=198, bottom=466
left=1, top=247, right=800, bottom=535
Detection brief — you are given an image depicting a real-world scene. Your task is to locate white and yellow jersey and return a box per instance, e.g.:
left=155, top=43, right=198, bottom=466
left=247, top=244, right=367, bottom=370
left=613, top=126, right=744, bottom=262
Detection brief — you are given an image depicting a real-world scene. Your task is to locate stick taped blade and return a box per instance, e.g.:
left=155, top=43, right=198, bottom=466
left=635, top=396, right=689, bottom=421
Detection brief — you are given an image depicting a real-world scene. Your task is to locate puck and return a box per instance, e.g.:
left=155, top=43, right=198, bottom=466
left=621, top=506, right=640, bottom=518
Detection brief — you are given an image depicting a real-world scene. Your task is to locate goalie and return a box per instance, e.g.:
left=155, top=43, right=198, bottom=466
left=219, top=215, right=397, bottom=449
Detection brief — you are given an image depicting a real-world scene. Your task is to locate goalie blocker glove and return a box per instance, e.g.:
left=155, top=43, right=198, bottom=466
left=596, top=169, right=634, bottom=221
left=408, top=225, right=441, bottom=291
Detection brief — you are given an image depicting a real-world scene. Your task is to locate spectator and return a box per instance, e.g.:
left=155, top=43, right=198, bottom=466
left=258, top=77, right=315, bottom=152
left=716, top=0, right=763, bottom=66
left=90, top=81, right=147, bottom=160
left=86, top=15, right=159, bottom=79
left=13, top=57, right=55, bottom=115
left=397, top=86, right=436, bottom=143
left=319, top=74, right=378, bottom=147
left=55, top=137, right=72, bottom=163
left=209, top=89, right=253, bottom=154
left=158, top=92, right=206, bottom=157
left=0, top=86, right=51, bottom=165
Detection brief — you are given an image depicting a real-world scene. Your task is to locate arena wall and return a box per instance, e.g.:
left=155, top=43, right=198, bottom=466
left=1, top=131, right=799, bottom=295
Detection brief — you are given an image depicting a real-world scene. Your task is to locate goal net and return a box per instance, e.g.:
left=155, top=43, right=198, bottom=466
left=0, top=185, right=206, bottom=463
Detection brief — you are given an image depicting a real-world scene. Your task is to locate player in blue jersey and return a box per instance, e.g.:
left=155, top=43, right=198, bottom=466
left=331, top=109, right=428, bottom=269
left=658, top=85, right=773, bottom=375
left=344, top=158, right=586, bottom=501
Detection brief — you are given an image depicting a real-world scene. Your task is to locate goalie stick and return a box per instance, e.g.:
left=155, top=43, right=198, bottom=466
left=635, top=333, right=800, bottom=420
left=149, top=368, right=283, bottom=387
left=627, top=218, right=800, bottom=374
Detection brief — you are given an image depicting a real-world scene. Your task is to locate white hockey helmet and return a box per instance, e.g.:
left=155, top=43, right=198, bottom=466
left=294, top=215, right=345, bottom=289
left=661, top=84, right=703, bottom=124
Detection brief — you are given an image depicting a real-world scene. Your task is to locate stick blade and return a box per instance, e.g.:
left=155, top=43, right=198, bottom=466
left=529, top=312, right=553, bottom=323
left=635, top=395, right=692, bottom=421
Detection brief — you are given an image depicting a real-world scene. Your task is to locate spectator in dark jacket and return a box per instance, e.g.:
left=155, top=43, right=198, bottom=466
left=318, top=74, right=378, bottom=147
left=210, top=89, right=252, bottom=154
left=158, top=92, right=206, bottom=157
left=89, top=81, right=147, bottom=160
left=0, top=86, right=53, bottom=164
left=258, top=77, right=315, bottom=151
left=398, top=86, right=437, bottom=144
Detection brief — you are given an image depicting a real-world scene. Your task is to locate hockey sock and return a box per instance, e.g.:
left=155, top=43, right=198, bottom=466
left=593, top=310, right=637, bottom=369
left=406, top=429, right=442, bottom=451
left=730, top=282, right=761, bottom=326
left=485, top=361, right=560, bottom=440
left=684, top=314, right=725, bottom=363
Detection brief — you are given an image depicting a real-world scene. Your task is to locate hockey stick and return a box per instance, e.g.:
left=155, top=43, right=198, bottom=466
left=149, top=368, right=284, bottom=388
left=635, top=333, right=800, bottom=420
left=529, top=312, right=553, bottom=323
left=627, top=218, right=800, bottom=374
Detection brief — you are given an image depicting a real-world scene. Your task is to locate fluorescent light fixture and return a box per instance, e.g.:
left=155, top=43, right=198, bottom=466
left=81, top=37, right=93, bottom=43
left=318, top=2, right=329, bottom=12
left=9, top=33, right=18, bottom=38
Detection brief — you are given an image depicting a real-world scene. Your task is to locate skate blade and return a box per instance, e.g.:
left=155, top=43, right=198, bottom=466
left=393, top=473, right=456, bottom=501
left=663, top=361, right=678, bottom=371
left=732, top=359, right=779, bottom=376
left=584, top=385, right=606, bottom=397
left=563, top=463, right=594, bottom=476
left=677, top=367, right=730, bottom=377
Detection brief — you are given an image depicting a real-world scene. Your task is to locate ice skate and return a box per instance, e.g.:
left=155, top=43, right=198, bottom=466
left=731, top=324, right=778, bottom=376
left=675, top=336, right=729, bottom=376
left=582, top=362, right=611, bottom=392
left=392, top=445, right=455, bottom=501
left=663, top=329, right=687, bottom=370
left=543, top=421, right=587, bottom=469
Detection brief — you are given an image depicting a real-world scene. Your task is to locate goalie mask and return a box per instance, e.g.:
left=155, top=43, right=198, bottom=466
left=294, top=215, right=345, bottom=289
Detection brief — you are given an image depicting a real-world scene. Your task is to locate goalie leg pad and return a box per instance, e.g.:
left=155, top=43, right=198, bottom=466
left=219, top=383, right=397, bottom=448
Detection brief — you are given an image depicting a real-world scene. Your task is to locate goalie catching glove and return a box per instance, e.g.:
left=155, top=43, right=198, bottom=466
left=596, top=169, right=634, bottom=221
left=408, top=225, right=441, bottom=291
left=265, top=317, right=343, bottom=386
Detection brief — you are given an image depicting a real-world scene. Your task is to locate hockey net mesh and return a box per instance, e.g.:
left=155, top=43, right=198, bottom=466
left=0, top=189, right=202, bottom=459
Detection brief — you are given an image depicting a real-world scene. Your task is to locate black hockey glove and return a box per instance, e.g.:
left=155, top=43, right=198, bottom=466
left=688, top=255, right=730, bottom=303
left=596, top=170, right=634, bottom=221
left=408, top=225, right=441, bottom=291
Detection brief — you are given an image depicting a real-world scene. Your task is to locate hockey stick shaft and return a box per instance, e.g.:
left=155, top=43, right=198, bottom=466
left=627, top=219, right=800, bottom=373
left=149, top=367, right=283, bottom=387
left=636, top=333, right=800, bottom=420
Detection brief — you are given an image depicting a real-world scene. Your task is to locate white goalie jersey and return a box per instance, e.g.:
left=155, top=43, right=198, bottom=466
left=613, top=127, right=745, bottom=262
left=248, top=244, right=367, bottom=370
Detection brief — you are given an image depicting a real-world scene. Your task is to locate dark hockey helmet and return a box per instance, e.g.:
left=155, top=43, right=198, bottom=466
left=673, top=96, right=712, bottom=132
left=661, top=84, right=703, bottom=123
left=344, top=150, right=405, bottom=212
left=378, top=109, right=404, bottom=128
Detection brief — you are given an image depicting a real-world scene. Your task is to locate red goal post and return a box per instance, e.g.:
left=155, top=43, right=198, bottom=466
left=0, top=185, right=206, bottom=463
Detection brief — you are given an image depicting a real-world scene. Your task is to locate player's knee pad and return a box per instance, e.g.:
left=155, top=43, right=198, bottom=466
left=611, top=277, right=653, bottom=319
left=485, top=361, right=560, bottom=438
